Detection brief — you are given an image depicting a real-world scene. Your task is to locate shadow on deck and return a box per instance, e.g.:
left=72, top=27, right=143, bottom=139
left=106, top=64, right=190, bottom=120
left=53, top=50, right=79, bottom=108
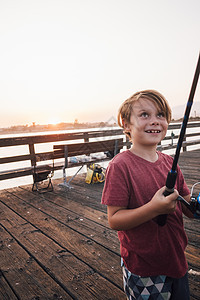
left=0, top=149, right=200, bottom=299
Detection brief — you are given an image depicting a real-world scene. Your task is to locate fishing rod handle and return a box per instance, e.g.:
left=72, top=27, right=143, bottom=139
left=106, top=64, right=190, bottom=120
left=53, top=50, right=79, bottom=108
left=165, top=171, right=177, bottom=190
left=157, top=171, right=177, bottom=226
left=156, top=188, right=173, bottom=226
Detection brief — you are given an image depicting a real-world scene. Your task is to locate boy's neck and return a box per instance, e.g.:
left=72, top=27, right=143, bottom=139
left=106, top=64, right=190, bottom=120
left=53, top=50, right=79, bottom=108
left=130, top=145, right=158, bottom=162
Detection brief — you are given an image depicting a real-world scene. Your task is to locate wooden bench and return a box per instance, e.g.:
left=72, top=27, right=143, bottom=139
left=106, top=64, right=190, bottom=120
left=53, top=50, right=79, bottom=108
left=51, top=138, right=124, bottom=189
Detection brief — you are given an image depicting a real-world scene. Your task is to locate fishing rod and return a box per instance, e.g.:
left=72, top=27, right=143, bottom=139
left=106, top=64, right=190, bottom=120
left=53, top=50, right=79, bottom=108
left=157, top=52, right=200, bottom=226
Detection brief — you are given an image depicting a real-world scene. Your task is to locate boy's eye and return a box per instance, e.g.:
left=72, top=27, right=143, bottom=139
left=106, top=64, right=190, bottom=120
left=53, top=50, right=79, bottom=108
left=141, top=112, right=148, bottom=117
left=157, top=112, right=165, bottom=118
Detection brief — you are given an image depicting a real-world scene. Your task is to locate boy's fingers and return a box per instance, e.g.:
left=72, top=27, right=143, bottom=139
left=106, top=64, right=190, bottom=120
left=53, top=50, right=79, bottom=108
left=163, top=187, right=179, bottom=199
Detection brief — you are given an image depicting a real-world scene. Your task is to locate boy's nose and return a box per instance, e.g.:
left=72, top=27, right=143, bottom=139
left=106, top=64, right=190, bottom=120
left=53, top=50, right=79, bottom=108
left=150, top=117, right=159, bottom=125
left=151, top=120, right=159, bottom=125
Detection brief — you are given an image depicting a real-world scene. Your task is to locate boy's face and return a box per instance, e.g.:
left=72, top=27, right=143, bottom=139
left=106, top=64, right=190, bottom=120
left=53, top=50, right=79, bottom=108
left=124, top=98, right=168, bottom=148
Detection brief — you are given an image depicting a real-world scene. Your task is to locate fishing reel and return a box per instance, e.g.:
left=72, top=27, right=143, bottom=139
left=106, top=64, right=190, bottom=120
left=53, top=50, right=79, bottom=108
left=190, top=182, right=200, bottom=218
left=178, top=182, right=200, bottom=218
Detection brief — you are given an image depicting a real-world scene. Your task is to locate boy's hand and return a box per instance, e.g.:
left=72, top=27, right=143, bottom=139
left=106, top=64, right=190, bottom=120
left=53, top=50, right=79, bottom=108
left=107, top=187, right=179, bottom=230
left=151, top=186, right=179, bottom=215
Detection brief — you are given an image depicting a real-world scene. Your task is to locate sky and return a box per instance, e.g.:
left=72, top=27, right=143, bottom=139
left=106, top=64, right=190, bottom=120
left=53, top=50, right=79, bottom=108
left=0, top=0, right=200, bottom=128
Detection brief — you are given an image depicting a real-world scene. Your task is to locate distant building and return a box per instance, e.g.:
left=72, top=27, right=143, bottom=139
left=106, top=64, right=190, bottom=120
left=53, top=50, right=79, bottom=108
left=106, top=116, right=118, bottom=125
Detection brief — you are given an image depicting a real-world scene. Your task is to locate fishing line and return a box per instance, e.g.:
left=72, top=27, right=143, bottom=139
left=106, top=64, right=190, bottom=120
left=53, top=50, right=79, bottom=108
left=157, top=52, right=200, bottom=226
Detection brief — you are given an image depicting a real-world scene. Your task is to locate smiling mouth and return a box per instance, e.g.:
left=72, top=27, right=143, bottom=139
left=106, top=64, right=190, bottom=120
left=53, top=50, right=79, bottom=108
left=145, top=130, right=161, bottom=133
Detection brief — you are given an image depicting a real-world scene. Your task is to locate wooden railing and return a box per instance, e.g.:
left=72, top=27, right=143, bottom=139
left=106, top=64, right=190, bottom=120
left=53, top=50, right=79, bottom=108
left=0, top=122, right=200, bottom=182
left=157, top=122, right=200, bottom=152
left=0, top=129, right=124, bottom=181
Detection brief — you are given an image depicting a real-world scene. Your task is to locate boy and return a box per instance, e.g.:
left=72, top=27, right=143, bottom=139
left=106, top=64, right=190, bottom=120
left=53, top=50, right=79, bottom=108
left=101, top=90, right=193, bottom=299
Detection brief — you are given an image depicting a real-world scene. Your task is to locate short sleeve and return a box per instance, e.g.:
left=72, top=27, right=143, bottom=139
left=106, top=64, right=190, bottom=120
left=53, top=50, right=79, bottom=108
left=176, top=164, right=190, bottom=197
left=101, top=161, right=130, bottom=207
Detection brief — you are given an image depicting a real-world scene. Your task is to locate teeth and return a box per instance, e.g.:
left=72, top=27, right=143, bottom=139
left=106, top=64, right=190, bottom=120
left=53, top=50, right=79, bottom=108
left=146, top=130, right=161, bottom=133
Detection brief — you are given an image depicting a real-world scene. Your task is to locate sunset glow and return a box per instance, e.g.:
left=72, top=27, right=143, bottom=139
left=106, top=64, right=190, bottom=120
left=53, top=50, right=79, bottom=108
left=47, top=117, right=62, bottom=126
left=0, top=0, right=200, bottom=128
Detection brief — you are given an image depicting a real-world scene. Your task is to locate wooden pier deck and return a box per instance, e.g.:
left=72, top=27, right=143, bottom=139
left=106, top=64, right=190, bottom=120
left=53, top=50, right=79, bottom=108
left=0, top=149, right=200, bottom=300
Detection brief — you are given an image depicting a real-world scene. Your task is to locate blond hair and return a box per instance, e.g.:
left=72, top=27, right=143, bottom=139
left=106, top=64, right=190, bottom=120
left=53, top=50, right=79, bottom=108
left=118, top=89, right=171, bottom=140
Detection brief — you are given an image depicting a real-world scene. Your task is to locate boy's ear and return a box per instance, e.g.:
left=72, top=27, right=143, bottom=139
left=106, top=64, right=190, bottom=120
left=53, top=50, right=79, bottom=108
left=122, top=119, right=131, bottom=131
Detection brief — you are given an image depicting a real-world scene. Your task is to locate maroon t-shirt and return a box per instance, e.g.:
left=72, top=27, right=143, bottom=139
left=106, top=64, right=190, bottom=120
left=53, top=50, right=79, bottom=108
left=101, top=150, right=190, bottom=278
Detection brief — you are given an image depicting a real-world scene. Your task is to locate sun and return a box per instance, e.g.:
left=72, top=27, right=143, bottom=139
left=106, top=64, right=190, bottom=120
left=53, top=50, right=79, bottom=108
left=48, top=117, right=61, bottom=125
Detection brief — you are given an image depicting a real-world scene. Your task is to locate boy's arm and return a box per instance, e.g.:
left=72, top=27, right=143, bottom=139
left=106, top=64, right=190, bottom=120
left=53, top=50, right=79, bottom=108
left=107, top=186, right=179, bottom=230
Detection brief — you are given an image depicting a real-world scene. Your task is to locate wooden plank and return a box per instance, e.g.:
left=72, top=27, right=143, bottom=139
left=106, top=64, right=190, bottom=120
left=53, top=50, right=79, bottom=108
left=59, top=174, right=107, bottom=211
left=14, top=184, right=120, bottom=254
left=0, top=147, right=200, bottom=299
left=0, top=200, right=125, bottom=299
left=162, top=131, right=200, bottom=142
left=186, top=245, right=200, bottom=270
left=0, top=167, right=33, bottom=180
left=0, top=151, right=52, bottom=164
left=53, top=139, right=124, bottom=158
left=1, top=189, right=122, bottom=284
left=0, top=154, right=31, bottom=164
left=183, top=139, right=200, bottom=147
left=0, top=154, right=109, bottom=181
left=0, top=270, right=18, bottom=300
left=36, top=151, right=54, bottom=162
left=0, top=225, right=72, bottom=299
left=55, top=177, right=107, bottom=212
left=188, top=272, right=200, bottom=300
left=0, top=192, right=124, bottom=291
left=4, top=176, right=200, bottom=300
left=0, top=164, right=53, bottom=181
left=19, top=179, right=108, bottom=226
left=168, top=122, right=200, bottom=129
left=157, top=138, right=200, bottom=151
left=0, top=129, right=124, bottom=147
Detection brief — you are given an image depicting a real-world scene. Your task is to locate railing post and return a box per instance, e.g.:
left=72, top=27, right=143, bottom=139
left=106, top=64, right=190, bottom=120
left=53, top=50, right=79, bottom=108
left=29, top=144, right=36, bottom=167
left=171, top=131, right=175, bottom=145
left=84, top=133, right=89, bottom=143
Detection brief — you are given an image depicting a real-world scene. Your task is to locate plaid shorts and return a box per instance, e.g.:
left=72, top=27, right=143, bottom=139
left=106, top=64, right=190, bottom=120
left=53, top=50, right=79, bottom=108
left=121, top=260, right=190, bottom=300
